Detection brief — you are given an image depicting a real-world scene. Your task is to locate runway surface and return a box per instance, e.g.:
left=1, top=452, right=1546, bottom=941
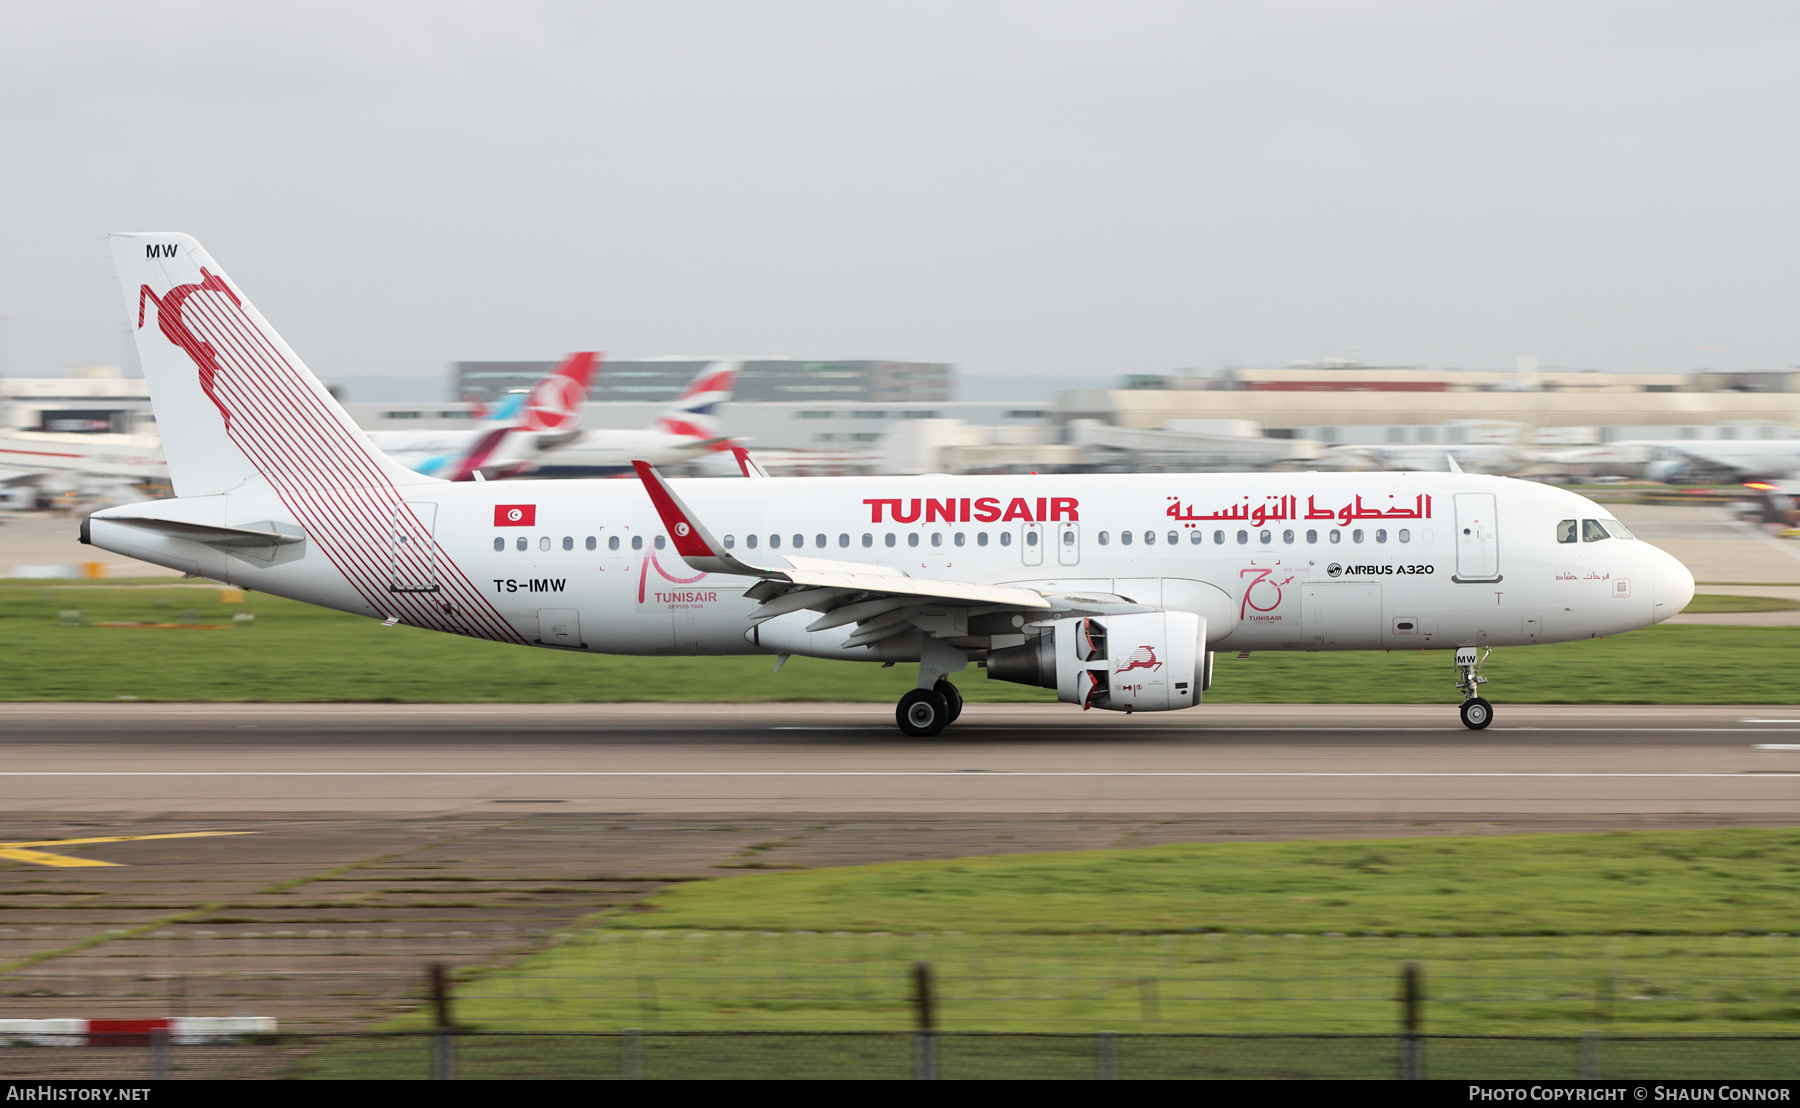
left=6, top=702, right=1800, bottom=817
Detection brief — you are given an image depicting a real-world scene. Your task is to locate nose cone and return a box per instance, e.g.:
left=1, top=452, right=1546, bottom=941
left=1652, top=547, right=1695, bottom=623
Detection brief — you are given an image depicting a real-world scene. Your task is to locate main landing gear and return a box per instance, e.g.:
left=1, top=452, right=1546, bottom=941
left=896, top=678, right=963, bottom=738
left=1455, top=646, right=1493, bottom=730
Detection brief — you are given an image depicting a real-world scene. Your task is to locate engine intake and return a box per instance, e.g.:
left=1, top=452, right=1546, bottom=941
left=988, top=611, right=1209, bottom=712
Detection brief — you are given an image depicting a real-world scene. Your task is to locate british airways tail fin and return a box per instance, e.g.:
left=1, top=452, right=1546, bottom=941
left=653, top=360, right=738, bottom=442
left=112, top=232, right=435, bottom=497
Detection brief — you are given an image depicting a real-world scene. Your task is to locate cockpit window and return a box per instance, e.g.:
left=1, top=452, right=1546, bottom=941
left=1557, top=520, right=1578, bottom=544
left=1601, top=517, right=1634, bottom=539
left=1581, top=518, right=1611, bottom=542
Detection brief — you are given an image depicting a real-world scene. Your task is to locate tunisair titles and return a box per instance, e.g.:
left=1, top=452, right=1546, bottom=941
left=1167, top=493, right=1433, bottom=527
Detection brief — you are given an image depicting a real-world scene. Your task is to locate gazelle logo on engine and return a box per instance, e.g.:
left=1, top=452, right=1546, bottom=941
left=1116, top=646, right=1163, bottom=673
left=1327, top=562, right=1343, bottom=577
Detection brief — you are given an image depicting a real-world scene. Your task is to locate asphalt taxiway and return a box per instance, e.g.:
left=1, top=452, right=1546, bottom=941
left=5, top=702, right=1800, bottom=818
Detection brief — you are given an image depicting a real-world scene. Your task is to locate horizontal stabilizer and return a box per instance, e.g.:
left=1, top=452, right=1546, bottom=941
left=106, top=517, right=306, bottom=548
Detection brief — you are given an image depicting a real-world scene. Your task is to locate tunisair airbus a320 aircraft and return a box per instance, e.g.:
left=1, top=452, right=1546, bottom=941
left=86, top=234, right=1696, bottom=735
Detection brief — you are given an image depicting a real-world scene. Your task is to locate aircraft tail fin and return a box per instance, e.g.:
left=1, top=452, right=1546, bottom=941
left=111, top=232, right=434, bottom=497
left=513, top=351, right=599, bottom=433
left=652, top=360, right=738, bottom=443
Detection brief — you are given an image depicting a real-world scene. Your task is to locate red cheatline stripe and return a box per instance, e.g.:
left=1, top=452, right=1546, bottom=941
left=173, top=287, right=519, bottom=642
left=189, top=292, right=518, bottom=640
left=0, top=448, right=84, bottom=458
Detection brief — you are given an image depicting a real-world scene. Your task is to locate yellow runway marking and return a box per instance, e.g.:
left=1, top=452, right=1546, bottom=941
left=0, top=831, right=253, bottom=868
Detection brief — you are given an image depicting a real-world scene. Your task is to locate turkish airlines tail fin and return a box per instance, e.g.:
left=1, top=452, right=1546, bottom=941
left=652, top=360, right=739, bottom=444
left=111, top=232, right=434, bottom=497
left=514, top=351, right=599, bottom=434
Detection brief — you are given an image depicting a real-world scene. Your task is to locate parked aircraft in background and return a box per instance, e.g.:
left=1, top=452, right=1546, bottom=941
left=368, top=352, right=598, bottom=480
left=88, top=233, right=1696, bottom=739
left=1545, top=438, right=1800, bottom=484
left=0, top=427, right=167, bottom=506
left=527, top=360, right=739, bottom=477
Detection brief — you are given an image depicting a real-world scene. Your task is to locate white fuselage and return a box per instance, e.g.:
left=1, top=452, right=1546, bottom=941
left=86, top=470, right=1694, bottom=662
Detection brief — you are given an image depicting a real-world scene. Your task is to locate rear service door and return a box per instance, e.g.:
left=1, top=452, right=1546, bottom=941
left=1453, top=492, right=1500, bottom=581
left=390, top=502, right=439, bottom=593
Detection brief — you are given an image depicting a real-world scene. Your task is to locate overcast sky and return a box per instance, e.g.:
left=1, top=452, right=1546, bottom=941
left=2, top=1, right=1797, bottom=384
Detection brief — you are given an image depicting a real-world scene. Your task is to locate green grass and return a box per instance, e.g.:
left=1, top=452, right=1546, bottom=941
left=3, top=579, right=1797, bottom=702
left=1685, top=594, right=1800, bottom=613
left=391, top=830, right=1800, bottom=1036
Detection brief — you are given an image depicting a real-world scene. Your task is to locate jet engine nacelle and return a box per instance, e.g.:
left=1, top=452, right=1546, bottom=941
left=987, top=611, right=1208, bottom=712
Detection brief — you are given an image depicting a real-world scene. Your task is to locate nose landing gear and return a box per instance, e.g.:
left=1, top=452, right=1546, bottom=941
left=1454, top=646, right=1493, bottom=730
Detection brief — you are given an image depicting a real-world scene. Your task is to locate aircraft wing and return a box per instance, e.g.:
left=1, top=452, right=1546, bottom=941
left=633, top=462, right=1144, bottom=646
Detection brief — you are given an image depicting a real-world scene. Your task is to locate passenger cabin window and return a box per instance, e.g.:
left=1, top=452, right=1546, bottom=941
left=1236, top=530, right=1248, bottom=544
left=1098, top=531, right=1110, bottom=545
left=909, top=533, right=920, bottom=547
left=1305, top=529, right=1317, bottom=544
left=839, top=534, right=850, bottom=548
left=1352, top=529, right=1364, bottom=543
left=1144, top=531, right=1156, bottom=545
left=1121, top=531, right=1133, bottom=546
left=977, top=532, right=989, bottom=547
left=562, top=536, right=573, bottom=551
left=1398, top=529, right=1410, bottom=543
left=1374, top=529, right=1387, bottom=544
left=1026, top=530, right=1038, bottom=547
left=792, top=534, right=803, bottom=549
left=862, top=534, right=873, bottom=547
left=723, top=535, right=735, bottom=549
left=1190, top=530, right=1202, bottom=545
left=816, top=534, right=826, bottom=548
left=1000, top=532, right=1012, bottom=547
left=655, top=536, right=666, bottom=550
left=539, top=536, right=551, bottom=552
left=1282, top=530, right=1294, bottom=544
left=1329, top=529, right=1340, bottom=544
left=517, top=537, right=527, bottom=551
left=493, top=537, right=504, bottom=552
left=1582, top=519, right=1612, bottom=542
left=1214, top=530, right=1224, bottom=544
left=954, top=532, right=965, bottom=547
left=1258, top=529, right=1270, bottom=545
left=609, top=536, right=620, bottom=551
left=746, top=534, right=758, bottom=549
left=585, top=536, right=597, bottom=551
left=930, top=533, right=942, bottom=547
left=885, top=533, right=896, bottom=547
left=770, top=534, right=781, bottom=548
left=1557, top=519, right=1578, bottom=544
left=631, top=536, right=643, bottom=551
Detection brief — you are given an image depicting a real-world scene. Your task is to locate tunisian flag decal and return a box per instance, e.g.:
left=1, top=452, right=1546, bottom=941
left=494, top=504, right=536, bottom=526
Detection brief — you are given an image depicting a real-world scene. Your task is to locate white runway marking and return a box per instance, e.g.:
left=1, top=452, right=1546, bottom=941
left=0, top=771, right=1795, bottom=779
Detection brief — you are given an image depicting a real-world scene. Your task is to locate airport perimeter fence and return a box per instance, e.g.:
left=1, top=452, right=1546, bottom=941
left=17, top=927, right=1800, bottom=1033
left=4, top=1029, right=1800, bottom=1081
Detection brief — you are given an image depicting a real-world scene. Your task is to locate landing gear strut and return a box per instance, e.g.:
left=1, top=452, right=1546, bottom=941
left=1454, top=646, right=1493, bottom=730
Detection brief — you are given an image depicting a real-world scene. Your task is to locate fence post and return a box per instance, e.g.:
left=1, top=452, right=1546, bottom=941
left=622, top=1028, right=642, bottom=1080
left=1399, top=961, right=1422, bottom=1081
left=1581, top=1030, right=1602, bottom=1080
left=149, top=1026, right=169, bottom=1081
left=913, top=961, right=936, bottom=1080
left=1097, top=1031, right=1118, bottom=1080
left=428, top=963, right=455, bottom=1081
